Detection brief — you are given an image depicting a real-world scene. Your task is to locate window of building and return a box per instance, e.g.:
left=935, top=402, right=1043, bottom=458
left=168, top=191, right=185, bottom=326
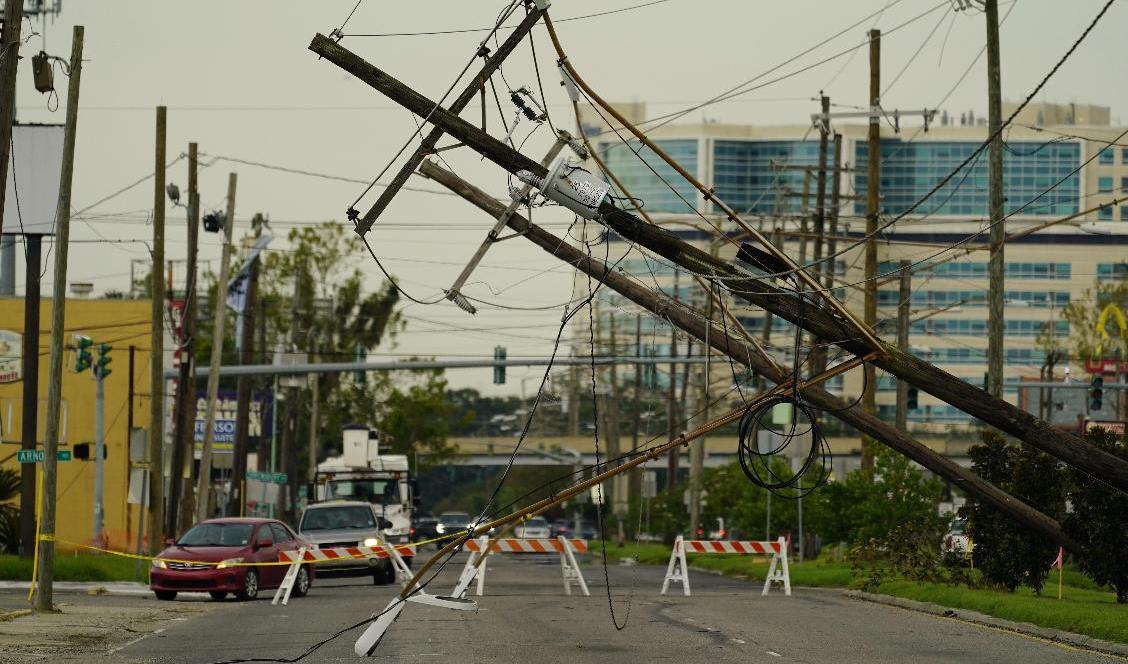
left=712, top=140, right=821, bottom=215
left=1099, top=147, right=1115, bottom=165
left=1098, top=176, right=1114, bottom=193
left=1121, top=206, right=1128, bottom=222
left=1097, top=263, right=1128, bottom=281
left=1099, top=206, right=1114, bottom=221
left=601, top=139, right=698, bottom=214
left=1121, top=176, right=1128, bottom=192
left=1122, top=146, right=1128, bottom=164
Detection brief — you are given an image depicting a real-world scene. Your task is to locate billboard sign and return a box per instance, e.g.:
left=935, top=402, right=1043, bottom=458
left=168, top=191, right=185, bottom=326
left=0, top=329, right=20, bottom=383
left=4, top=124, right=64, bottom=236
left=193, top=389, right=273, bottom=455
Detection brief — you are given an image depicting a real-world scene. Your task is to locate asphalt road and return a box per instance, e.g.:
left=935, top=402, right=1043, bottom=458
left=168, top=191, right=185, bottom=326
left=77, top=553, right=1116, bottom=664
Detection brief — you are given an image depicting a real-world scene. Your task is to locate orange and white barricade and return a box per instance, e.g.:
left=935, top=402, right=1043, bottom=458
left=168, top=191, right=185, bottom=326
left=661, top=535, right=790, bottom=597
left=274, top=542, right=417, bottom=605
left=453, top=535, right=589, bottom=598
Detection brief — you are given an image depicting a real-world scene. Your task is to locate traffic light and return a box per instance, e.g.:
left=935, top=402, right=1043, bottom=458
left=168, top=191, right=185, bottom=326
left=74, top=336, right=93, bottom=373
left=95, top=343, right=112, bottom=379
left=1089, top=375, right=1104, bottom=411
left=73, top=443, right=106, bottom=460
left=493, top=346, right=506, bottom=384
left=906, top=387, right=919, bottom=410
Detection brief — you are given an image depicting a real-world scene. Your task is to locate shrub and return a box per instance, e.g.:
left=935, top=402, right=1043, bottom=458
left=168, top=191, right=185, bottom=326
left=1065, top=427, right=1128, bottom=603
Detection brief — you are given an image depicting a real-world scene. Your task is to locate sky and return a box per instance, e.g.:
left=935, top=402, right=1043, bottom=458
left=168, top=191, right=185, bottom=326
left=4, top=0, right=1126, bottom=396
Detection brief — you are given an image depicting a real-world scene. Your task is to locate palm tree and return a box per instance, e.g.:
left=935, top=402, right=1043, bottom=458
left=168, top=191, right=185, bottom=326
left=0, top=468, right=20, bottom=553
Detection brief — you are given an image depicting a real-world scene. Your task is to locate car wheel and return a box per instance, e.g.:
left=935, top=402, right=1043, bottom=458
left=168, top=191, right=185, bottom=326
left=291, top=566, right=311, bottom=598
left=209, top=591, right=228, bottom=600
left=236, top=569, right=260, bottom=601
left=372, top=565, right=387, bottom=585
left=154, top=590, right=177, bottom=601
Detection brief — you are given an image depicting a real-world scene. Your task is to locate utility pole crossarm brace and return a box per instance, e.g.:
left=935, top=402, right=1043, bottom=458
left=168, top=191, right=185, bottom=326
left=350, top=6, right=546, bottom=236
left=811, top=108, right=937, bottom=133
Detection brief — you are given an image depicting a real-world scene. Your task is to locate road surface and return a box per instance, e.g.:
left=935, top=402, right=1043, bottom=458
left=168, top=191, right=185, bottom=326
left=4, top=555, right=1121, bottom=663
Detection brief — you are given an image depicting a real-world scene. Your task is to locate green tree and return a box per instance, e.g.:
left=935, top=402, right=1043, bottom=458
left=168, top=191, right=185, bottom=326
left=1060, top=275, right=1127, bottom=363
left=963, top=431, right=1066, bottom=593
left=1065, top=427, right=1128, bottom=603
left=0, top=468, right=19, bottom=553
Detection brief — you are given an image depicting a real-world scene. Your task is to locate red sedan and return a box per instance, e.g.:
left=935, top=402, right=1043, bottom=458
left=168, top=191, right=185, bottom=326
left=150, top=517, right=314, bottom=601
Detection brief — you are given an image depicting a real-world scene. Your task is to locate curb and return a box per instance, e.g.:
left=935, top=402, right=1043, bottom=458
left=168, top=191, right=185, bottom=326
left=844, top=589, right=1128, bottom=659
left=0, top=581, right=150, bottom=597
left=0, top=608, right=32, bottom=622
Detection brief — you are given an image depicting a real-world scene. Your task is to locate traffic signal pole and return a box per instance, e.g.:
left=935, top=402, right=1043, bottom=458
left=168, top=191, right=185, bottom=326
left=93, top=371, right=105, bottom=545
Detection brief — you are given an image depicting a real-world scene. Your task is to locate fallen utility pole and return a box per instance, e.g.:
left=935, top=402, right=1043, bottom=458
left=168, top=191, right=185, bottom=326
left=418, top=157, right=1078, bottom=552
left=306, top=37, right=1128, bottom=494
left=36, top=25, right=84, bottom=611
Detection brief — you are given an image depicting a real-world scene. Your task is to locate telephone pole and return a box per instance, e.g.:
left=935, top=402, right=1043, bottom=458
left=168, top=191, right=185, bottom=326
left=666, top=268, right=680, bottom=493
left=169, top=143, right=200, bottom=536
left=862, top=29, right=881, bottom=476
left=196, top=173, right=237, bottom=523
left=0, top=0, right=23, bottom=237
left=230, top=213, right=264, bottom=515
left=811, top=95, right=831, bottom=375
left=895, top=260, right=912, bottom=431
left=36, top=25, right=83, bottom=611
left=985, top=0, right=1005, bottom=398
left=147, top=107, right=167, bottom=554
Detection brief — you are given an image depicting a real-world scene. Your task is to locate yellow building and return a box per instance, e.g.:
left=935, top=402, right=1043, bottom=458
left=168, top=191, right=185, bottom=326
left=1, top=297, right=152, bottom=552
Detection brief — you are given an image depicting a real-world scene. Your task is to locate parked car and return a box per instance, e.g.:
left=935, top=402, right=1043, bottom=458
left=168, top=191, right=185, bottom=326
left=436, top=511, right=496, bottom=540
left=550, top=520, right=572, bottom=538
left=413, top=515, right=439, bottom=546
left=150, top=518, right=313, bottom=602
left=298, top=501, right=401, bottom=584
left=941, top=517, right=974, bottom=561
left=514, top=516, right=551, bottom=539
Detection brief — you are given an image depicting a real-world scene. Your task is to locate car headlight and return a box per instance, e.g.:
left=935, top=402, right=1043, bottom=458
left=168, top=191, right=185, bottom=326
left=435, top=524, right=446, bottom=534
left=216, top=557, right=244, bottom=569
left=152, top=559, right=167, bottom=569
left=363, top=537, right=380, bottom=548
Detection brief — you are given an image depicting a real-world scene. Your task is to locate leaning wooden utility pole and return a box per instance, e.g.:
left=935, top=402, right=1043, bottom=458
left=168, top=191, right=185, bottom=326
left=196, top=173, right=237, bottom=523
left=169, top=143, right=200, bottom=536
left=985, top=0, right=1005, bottom=398
left=36, top=25, right=83, bottom=612
left=0, top=0, right=23, bottom=236
left=230, top=213, right=264, bottom=515
left=810, top=95, right=832, bottom=375
left=862, top=29, right=881, bottom=476
left=148, top=107, right=167, bottom=555
left=418, top=158, right=1079, bottom=551
left=308, top=34, right=1128, bottom=493
left=894, top=260, right=912, bottom=432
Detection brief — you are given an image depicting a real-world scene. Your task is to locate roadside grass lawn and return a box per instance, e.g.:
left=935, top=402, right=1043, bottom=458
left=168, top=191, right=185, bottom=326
left=0, top=553, right=143, bottom=583
left=592, top=542, right=1126, bottom=644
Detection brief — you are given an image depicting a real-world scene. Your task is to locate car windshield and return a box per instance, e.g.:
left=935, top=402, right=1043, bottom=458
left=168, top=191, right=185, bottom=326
left=325, top=479, right=399, bottom=504
left=527, top=517, right=548, bottom=528
left=949, top=518, right=967, bottom=533
left=439, top=513, right=470, bottom=526
left=300, top=506, right=376, bottom=531
left=178, top=523, right=254, bottom=547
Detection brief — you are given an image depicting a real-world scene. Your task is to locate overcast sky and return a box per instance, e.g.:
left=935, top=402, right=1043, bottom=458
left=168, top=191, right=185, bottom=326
left=6, top=0, right=1126, bottom=395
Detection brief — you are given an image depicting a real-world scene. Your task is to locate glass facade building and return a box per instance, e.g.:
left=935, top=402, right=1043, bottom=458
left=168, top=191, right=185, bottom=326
left=855, top=139, right=1081, bottom=217
left=600, top=139, right=698, bottom=214
left=712, top=140, right=821, bottom=214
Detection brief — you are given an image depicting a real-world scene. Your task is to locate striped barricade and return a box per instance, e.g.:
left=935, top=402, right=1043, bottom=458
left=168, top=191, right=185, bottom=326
left=661, top=535, right=790, bottom=597
left=454, top=536, right=589, bottom=598
left=273, top=543, right=417, bottom=605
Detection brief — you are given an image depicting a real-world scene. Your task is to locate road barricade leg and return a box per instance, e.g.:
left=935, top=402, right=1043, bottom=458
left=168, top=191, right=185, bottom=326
left=762, top=536, right=791, bottom=597
left=660, top=535, right=690, bottom=596
left=273, top=546, right=308, bottom=606
left=558, top=536, right=589, bottom=597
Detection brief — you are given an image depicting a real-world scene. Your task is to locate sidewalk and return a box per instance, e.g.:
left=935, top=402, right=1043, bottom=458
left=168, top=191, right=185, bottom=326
left=0, top=588, right=227, bottom=663
left=0, top=580, right=151, bottom=598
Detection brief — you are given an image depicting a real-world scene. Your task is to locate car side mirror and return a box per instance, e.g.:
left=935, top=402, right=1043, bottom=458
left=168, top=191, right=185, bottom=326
left=256, top=538, right=272, bottom=550
left=377, top=517, right=393, bottom=530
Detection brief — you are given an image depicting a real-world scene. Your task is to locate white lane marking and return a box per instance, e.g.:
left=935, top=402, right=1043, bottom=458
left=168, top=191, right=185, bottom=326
left=108, top=627, right=165, bottom=655
left=767, top=651, right=782, bottom=657
left=730, top=638, right=746, bottom=644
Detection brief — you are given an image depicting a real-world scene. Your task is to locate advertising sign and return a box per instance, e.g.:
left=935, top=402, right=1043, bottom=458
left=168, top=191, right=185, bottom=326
left=4, top=124, right=64, bottom=235
left=0, top=330, right=20, bottom=383
left=193, top=389, right=273, bottom=456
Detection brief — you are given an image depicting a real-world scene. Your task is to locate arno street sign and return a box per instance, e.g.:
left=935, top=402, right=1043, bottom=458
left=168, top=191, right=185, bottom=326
left=17, top=449, right=72, bottom=463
